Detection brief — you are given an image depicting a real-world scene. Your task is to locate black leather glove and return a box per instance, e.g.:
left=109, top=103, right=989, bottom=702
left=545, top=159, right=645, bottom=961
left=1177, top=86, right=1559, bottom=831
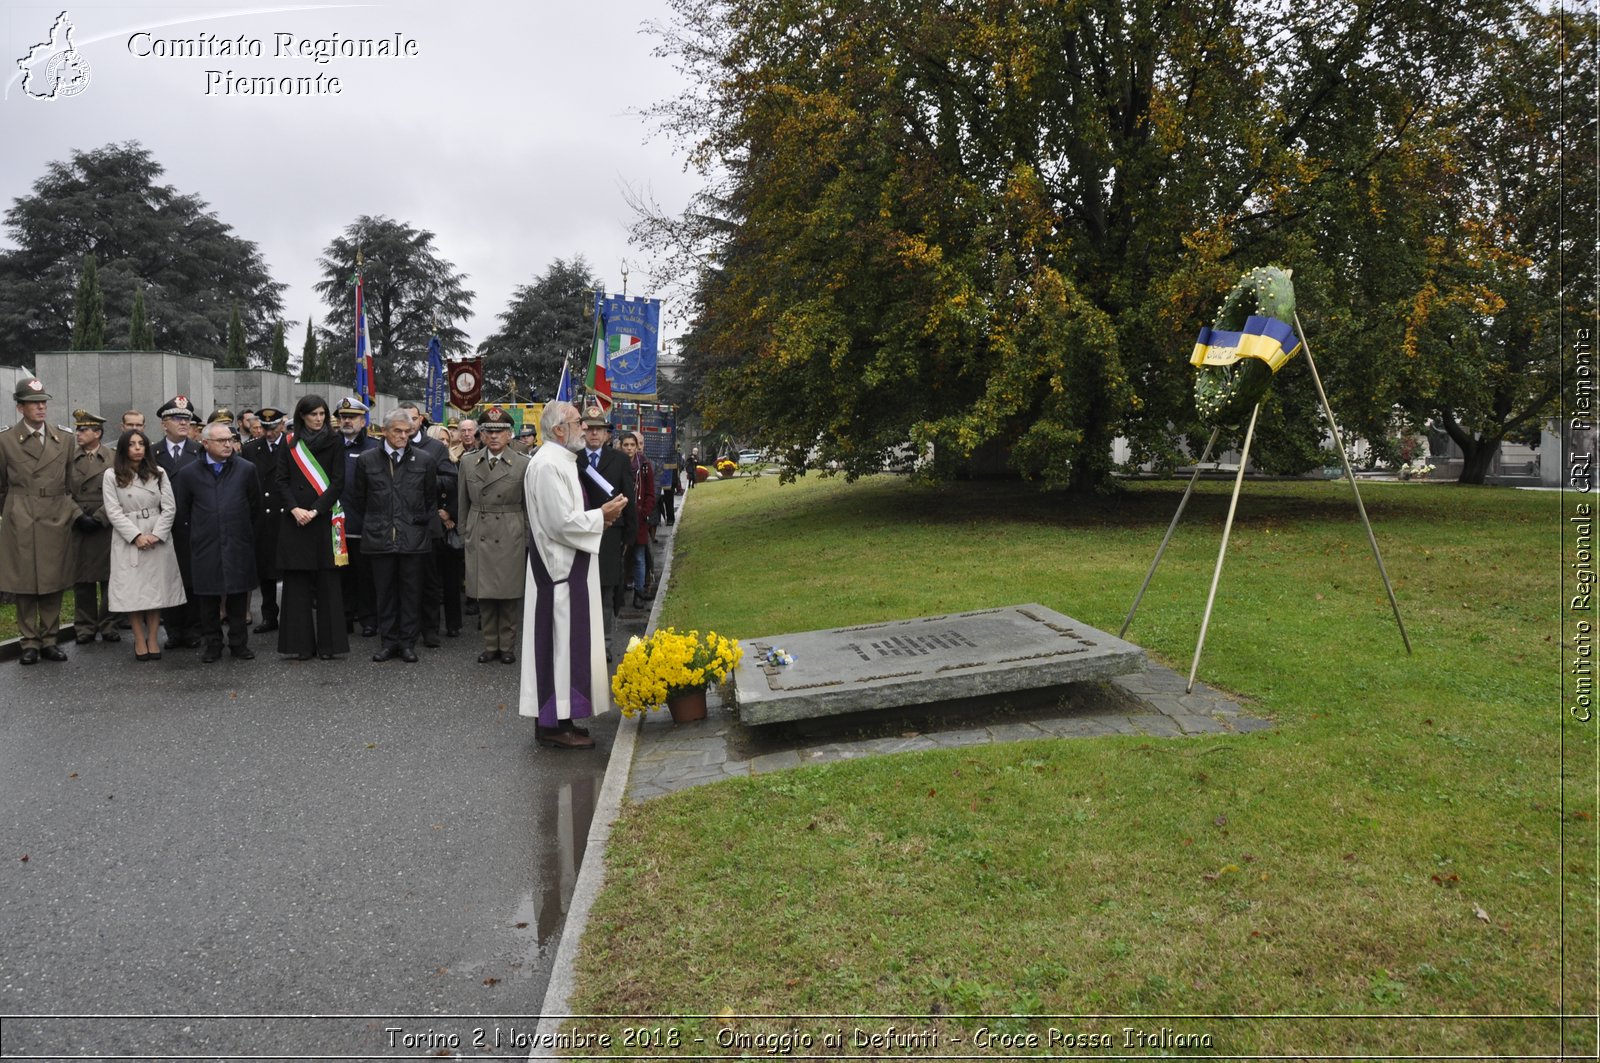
left=74, top=512, right=101, bottom=533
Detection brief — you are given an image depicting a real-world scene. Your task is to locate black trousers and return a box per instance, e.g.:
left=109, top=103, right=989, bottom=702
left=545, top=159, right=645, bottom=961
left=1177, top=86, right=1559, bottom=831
left=658, top=489, right=675, bottom=524
left=341, top=536, right=376, bottom=629
left=431, top=541, right=464, bottom=634
left=371, top=552, right=425, bottom=650
left=278, top=568, right=350, bottom=657
left=194, top=592, right=249, bottom=650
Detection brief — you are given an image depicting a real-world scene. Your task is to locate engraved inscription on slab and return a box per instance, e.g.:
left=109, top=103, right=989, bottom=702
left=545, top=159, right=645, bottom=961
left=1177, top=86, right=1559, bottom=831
left=732, top=603, right=1146, bottom=725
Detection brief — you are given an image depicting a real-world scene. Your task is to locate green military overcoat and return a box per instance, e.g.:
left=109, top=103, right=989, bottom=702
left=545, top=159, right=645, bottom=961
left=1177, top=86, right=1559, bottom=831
left=70, top=442, right=115, bottom=583
left=458, top=447, right=531, bottom=600
left=0, top=420, right=79, bottom=594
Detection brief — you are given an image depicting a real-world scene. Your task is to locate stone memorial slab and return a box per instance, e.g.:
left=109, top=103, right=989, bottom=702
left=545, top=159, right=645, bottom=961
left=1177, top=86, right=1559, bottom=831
left=732, top=604, right=1145, bottom=725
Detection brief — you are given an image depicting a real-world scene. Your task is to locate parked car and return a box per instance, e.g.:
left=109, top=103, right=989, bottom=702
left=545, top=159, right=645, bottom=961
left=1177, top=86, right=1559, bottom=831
left=737, top=449, right=764, bottom=465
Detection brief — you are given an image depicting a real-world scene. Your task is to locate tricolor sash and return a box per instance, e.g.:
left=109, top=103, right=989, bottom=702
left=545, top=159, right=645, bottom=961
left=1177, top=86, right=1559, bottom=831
left=290, top=439, right=349, bottom=567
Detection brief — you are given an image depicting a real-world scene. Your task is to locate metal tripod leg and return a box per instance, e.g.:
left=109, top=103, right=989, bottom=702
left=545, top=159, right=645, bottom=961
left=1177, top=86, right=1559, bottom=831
left=1188, top=404, right=1261, bottom=693
left=1293, top=312, right=1412, bottom=655
left=1121, top=427, right=1222, bottom=639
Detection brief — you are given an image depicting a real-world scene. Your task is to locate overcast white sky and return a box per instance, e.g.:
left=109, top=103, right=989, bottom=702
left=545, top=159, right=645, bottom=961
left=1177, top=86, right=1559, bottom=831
left=0, top=0, right=702, bottom=350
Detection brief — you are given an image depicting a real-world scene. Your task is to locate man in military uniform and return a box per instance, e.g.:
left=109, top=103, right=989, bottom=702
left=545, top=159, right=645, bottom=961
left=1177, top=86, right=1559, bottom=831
left=153, top=395, right=204, bottom=648
left=69, top=409, right=119, bottom=643
left=459, top=406, right=530, bottom=663
left=240, top=407, right=287, bottom=633
left=335, top=396, right=380, bottom=636
left=0, top=379, right=79, bottom=663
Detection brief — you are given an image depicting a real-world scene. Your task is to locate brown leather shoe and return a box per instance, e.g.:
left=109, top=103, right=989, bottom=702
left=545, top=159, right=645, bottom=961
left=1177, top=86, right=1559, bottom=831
left=536, top=726, right=595, bottom=750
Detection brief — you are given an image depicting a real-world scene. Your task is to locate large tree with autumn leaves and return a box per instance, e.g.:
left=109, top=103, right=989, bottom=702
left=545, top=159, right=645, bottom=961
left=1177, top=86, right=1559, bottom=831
left=647, top=0, right=1593, bottom=488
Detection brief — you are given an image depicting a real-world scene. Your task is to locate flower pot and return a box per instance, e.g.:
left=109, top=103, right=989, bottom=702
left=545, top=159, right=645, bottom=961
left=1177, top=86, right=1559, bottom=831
left=666, top=687, right=708, bottom=723
left=718, top=469, right=735, bottom=479
left=694, top=466, right=709, bottom=483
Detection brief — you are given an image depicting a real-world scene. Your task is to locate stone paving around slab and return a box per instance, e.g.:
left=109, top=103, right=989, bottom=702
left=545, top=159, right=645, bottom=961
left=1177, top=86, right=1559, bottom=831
left=626, top=659, right=1273, bottom=802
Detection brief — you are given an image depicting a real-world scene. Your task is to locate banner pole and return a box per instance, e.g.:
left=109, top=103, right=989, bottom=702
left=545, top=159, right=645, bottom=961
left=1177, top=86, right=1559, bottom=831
left=1188, top=404, right=1260, bottom=693
left=1121, top=426, right=1222, bottom=639
left=1293, top=311, right=1412, bottom=654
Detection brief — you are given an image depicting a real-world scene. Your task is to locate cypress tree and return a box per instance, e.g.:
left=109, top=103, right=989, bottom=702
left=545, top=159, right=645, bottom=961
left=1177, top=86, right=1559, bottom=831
left=301, top=317, right=319, bottom=381
left=225, top=302, right=246, bottom=368
left=71, top=253, right=106, bottom=351
left=128, top=286, right=154, bottom=350
left=270, top=320, right=289, bottom=373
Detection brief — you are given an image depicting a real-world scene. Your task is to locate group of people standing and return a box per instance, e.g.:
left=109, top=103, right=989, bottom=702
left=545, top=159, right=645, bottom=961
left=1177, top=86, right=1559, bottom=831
left=1, top=378, right=674, bottom=752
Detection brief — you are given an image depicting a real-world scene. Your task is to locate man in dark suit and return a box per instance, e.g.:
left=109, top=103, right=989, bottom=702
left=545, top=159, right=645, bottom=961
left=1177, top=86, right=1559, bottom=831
left=576, top=408, right=635, bottom=661
left=173, top=420, right=262, bottom=662
left=399, top=401, right=453, bottom=647
left=353, top=408, right=439, bottom=663
left=335, top=396, right=380, bottom=636
left=152, top=395, right=204, bottom=648
left=239, top=406, right=287, bottom=633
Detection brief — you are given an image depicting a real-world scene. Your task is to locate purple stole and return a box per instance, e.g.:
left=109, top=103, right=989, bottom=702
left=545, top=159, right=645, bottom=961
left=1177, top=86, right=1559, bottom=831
left=527, top=544, right=593, bottom=725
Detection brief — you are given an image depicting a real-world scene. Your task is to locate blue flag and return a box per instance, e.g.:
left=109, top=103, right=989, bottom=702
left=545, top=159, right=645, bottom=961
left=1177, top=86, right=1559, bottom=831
left=424, top=335, right=446, bottom=424
left=554, top=355, right=572, bottom=403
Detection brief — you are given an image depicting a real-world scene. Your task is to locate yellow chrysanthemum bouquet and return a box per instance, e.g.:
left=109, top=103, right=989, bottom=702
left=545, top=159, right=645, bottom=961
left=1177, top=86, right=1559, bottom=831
left=611, top=627, right=743, bottom=718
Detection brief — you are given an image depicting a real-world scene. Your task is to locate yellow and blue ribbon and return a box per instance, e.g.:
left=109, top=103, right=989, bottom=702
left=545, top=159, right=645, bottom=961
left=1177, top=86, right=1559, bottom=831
left=1190, top=315, right=1303, bottom=373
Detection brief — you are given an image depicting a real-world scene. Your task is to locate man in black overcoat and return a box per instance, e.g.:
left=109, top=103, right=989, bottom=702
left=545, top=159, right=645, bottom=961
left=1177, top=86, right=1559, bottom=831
left=576, top=409, right=635, bottom=661
left=152, top=396, right=204, bottom=648
left=240, top=407, right=287, bottom=633
left=173, top=421, right=263, bottom=662
left=399, top=401, right=453, bottom=647
left=353, top=408, right=439, bottom=662
left=335, top=396, right=380, bottom=635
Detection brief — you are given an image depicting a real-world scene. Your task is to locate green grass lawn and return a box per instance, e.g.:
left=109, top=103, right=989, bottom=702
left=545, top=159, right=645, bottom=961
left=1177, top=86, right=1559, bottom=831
left=568, top=474, right=1584, bottom=1056
left=0, top=589, right=77, bottom=641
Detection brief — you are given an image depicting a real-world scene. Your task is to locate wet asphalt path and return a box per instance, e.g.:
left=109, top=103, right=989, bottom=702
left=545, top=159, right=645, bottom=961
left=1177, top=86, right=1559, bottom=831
left=0, top=601, right=623, bottom=1060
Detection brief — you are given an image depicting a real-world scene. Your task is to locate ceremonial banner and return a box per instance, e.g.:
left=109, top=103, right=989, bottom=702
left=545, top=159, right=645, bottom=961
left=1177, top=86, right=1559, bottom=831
left=424, top=335, right=446, bottom=425
left=448, top=357, right=483, bottom=411
left=1190, top=314, right=1302, bottom=372
left=596, top=293, right=662, bottom=400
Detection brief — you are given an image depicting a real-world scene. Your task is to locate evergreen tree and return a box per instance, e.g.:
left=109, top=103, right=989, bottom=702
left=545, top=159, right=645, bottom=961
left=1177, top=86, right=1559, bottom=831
left=270, top=320, right=289, bottom=374
left=314, top=216, right=473, bottom=395
left=477, top=255, right=601, bottom=402
left=70, top=253, right=105, bottom=351
left=128, top=285, right=154, bottom=350
left=0, top=142, right=284, bottom=363
left=301, top=317, right=319, bottom=381
left=226, top=302, right=247, bottom=368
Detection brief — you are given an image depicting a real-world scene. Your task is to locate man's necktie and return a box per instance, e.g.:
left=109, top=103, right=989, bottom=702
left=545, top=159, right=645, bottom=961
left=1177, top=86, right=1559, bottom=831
left=212, top=462, right=224, bottom=477
left=589, top=452, right=599, bottom=470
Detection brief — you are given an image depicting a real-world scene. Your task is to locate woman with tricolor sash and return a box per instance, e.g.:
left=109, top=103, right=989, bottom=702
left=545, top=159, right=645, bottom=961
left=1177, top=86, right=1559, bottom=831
left=271, top=395, right=350, bottom=660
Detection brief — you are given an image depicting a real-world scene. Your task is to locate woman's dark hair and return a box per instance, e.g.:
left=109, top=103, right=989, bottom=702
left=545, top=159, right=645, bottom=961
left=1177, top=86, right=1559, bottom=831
left=113, top=429, right=158, bottom=488
left=293, top=394, right=329, bottom=429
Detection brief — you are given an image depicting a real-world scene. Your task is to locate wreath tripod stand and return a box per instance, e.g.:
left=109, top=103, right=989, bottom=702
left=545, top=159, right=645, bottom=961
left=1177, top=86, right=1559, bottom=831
left=1120, top=311, right=1411, bottom=693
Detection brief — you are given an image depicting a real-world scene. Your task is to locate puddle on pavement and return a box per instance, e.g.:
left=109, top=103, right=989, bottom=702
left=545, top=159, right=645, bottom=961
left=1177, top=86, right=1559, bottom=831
left=520, top=773, right=598, bottom=951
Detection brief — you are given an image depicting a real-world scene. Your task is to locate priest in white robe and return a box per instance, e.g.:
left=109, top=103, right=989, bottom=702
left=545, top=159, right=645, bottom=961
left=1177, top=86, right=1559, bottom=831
left=519, top=401, right=629, bottom=749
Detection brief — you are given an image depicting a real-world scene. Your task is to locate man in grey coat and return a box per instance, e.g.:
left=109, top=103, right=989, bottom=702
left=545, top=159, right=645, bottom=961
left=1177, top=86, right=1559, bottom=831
left=458, top=405, right=530, bottom=664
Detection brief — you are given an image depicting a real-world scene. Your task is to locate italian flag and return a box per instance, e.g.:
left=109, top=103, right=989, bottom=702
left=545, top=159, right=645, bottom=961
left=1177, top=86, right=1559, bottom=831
left=585, top=309, right=612, bottom=410
left=608, top=333, right=641, bottom=357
